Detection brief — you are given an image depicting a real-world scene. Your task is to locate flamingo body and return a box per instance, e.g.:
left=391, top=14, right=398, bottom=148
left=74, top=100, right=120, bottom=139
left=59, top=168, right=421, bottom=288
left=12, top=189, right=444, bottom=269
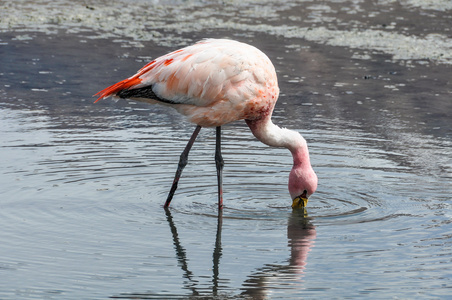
left=95, top=39, right=317, bottom=208
left=96, top=39, right=279, bottom=127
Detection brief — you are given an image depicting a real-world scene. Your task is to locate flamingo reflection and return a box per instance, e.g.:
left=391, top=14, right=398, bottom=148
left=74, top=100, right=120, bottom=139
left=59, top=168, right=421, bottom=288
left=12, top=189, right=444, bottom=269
left=164, top=208, right=224, bottom=297
left=240, top=209, right=316, bottom=298
left=111, top=208, right=315, bottom=299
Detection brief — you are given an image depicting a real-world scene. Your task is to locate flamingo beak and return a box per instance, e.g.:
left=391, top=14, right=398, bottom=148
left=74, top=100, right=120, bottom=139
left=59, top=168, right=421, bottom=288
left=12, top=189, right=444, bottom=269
left=292, top=196, right=308, bottom=209
left=292, top=190, right=308, bottom=209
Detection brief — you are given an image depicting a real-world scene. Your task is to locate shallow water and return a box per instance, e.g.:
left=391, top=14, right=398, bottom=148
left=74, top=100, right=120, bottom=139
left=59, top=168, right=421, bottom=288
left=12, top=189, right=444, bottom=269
left=1, top=0, right=452, bottom=299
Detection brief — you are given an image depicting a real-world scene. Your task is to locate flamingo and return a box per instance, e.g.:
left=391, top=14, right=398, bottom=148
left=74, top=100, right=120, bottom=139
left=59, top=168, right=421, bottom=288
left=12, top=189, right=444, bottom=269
left=94, top=39, right=317, bottom=209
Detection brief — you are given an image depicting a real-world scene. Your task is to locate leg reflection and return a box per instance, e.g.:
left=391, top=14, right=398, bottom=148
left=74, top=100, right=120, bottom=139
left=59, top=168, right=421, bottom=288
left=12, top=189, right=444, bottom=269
left=212, top=209, right=223, bottom=295
left=164, top=208, right=224, bottom=297
left=164, top=207, right=199, bottom=295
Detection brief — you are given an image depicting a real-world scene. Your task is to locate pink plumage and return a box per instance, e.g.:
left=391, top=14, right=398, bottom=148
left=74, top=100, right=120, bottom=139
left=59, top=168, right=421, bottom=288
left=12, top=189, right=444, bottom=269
left=96, top=39, right=279, bottom=127
left=95, top=39, right=317, bottom=209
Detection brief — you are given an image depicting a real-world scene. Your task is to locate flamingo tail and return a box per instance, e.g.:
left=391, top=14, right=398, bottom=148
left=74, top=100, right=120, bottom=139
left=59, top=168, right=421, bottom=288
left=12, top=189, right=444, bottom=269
left=94, top=76, right=143, bottom=103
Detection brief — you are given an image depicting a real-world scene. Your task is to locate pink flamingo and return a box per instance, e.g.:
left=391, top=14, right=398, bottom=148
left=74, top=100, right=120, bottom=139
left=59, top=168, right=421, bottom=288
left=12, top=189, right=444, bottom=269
left=95, top=39, right=317, bottom=209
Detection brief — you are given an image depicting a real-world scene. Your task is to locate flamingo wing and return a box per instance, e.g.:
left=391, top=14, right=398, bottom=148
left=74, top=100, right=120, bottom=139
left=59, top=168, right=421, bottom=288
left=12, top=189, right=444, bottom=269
left=95, top=39, right=279, bottom=126
left=95, top=39, right=258, bottom=107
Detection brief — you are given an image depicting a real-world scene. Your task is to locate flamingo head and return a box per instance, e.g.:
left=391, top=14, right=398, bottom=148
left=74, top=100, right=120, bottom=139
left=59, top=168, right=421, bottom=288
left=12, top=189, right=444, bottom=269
left=289, top=165, right=318, bottom=209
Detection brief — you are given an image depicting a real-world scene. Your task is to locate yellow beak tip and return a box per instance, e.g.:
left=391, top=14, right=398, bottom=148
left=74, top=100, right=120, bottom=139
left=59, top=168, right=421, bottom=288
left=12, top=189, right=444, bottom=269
left=292, top=197, right=308, bottom=209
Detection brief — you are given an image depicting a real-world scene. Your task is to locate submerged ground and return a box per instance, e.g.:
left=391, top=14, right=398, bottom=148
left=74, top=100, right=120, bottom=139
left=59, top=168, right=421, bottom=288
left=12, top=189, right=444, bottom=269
left=1, top=0, right=451, bottom=299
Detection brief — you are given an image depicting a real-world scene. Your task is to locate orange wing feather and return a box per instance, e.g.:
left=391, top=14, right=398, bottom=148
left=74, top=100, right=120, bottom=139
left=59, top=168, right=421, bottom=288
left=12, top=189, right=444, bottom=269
left=94, top=60, right=160, bottom=102
left=93, top=76, right=141, bottom=102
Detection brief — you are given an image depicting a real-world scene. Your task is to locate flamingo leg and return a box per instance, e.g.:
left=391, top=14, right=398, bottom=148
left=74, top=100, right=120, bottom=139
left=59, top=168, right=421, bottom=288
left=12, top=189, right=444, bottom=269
left=215, top=126, right=224, bottom=209
left=164, top=125, right=202, bottom=208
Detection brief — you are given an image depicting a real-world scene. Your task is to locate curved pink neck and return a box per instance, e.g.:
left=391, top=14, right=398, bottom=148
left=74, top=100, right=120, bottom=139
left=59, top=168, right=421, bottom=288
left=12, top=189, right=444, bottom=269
left=246, top=116, right=317, bottom=198
left=246, top=117, right=309, bottom=156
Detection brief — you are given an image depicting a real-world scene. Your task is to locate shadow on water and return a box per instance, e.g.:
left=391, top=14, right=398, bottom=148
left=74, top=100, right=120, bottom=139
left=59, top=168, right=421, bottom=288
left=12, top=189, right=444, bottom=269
left=111, top=208, right=315, bottom=299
